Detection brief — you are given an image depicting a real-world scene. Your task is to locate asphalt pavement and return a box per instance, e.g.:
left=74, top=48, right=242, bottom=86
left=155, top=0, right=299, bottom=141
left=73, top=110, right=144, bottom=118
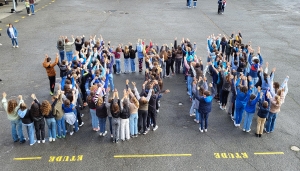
left=0, top=0, right=300, bottom=171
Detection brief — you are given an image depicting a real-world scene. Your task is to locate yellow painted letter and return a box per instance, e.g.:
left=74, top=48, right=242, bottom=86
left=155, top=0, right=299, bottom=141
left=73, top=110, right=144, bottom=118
left=214, top=153, right=220, bottom=158
left=77, top=155, right=83, bottom=161
left=49, top=156, right=55, bottom=162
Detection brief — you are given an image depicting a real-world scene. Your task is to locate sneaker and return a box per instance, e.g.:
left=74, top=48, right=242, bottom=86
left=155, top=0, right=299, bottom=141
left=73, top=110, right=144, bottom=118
left=237, top=124, right=240, bottom=127
left=246, top=129, right=251, bottom=133
left=20, top=139, right=26, bottom=144
left=79, top=122, right=84, bottom=127
left=116, top=139, right=119, bottom=143
left=231, top=116, right=235, bottom=121
left=30, top=140, right=36, bottom=146
left=242, top=129, right=246, bottom=132
left=61, top=135, right=66, bottom=138
left=42, top=140, right=45, bottom=143
left=70, top=131, right=74, bottom=136
left=204, top=129, right=207, bottom=132
left=12, top=46, right=15, bottom=48
left=56, top=135, right=61, bottom=139
left=219, top=106, right=223, bottom=110
left=190, top=113, right=196, bottom=117
left=153, top=125, right=158, bottom=131
left=99, top=133, right=103, bottom=136
left=80, top=114, right=84, bottom=117
left=133, top=134, right=138, bottom=138
left=103, top=131, right=107, bottom=136
left=194, top=119, right=199, bottom=124
left=37, top=140, right=40, bottom=143
left=52, top=138, right=55, bottom=142
left=166, top=75, right=170, bottom=77
left=255, top=133, right=259, bottom=137
left=156, top=109, right=159, bottom=113
left=50, top=91, right=54, bottom=96
left=143, top=131, right=148, bottom=135
left=259, top=134, right=262, bottom=137
left=49, top=137, right=52, bottom=142
left=146, top=127, right=150, bottom=131
left=199, top=128, right=203, bottom=132
left=15, top=45, right=19, bottom=48
left=14, top=138, right=20, bottom=142
left=111, top=134, right=113, bottom=138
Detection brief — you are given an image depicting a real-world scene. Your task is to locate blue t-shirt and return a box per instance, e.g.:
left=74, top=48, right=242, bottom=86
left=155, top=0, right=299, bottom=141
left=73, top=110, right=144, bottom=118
left=62, top=104, right=74, bottom=113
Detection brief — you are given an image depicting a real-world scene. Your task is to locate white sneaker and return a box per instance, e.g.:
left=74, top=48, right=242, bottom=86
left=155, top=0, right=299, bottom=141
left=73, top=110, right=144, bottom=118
left=30, top=140, right=36, bottom=146
left=103, top=131, right=107, bottom=136
left=190, top=113, right=196, bottom=117
left=156, top=109, right=159, bottom=113
left=153, top=125, right=158, bottom=131
left=49, top=137, right=52, bottom=142
left=81, top=114, right=84, bottom=117
left=70, top=131, right=74, bottom=136
left=79, top=122, right=84, bottom=127
left=42, top=140, right=45, bottom=143
left=0, top=43, right=2, bottom=46
left=242, top=129, right=246, bottom=132
left=12, top=46, right=15, bottom=48
left=15, top=45, right=19, bottom=48
left=194, top=119, right=199, bottom=124
left=220, top=106, right=223, bottom=110
left=246, top=129, right=251, bottom=133
left=52, top=138, right=55, bottom=142
left=199, top=128, right=203, bottom=133
left=99, top=133, right=103, bottom=136
left=204, top=129, right=207, bottom=132
left=37, top=140, right=40, bottom=143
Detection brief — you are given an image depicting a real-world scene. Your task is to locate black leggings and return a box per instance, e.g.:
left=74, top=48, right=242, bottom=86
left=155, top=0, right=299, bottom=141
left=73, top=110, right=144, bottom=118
left=221, top=90, right=230, bottom=106
left=138, top=110, right=148, bottom=133
left=34, top=119, right=45, bottom=140
left=166, top=62, right=171, bottom=76
left=147, top=110, right=157, bottom=128
left=48, top=76, right=56, bottom=93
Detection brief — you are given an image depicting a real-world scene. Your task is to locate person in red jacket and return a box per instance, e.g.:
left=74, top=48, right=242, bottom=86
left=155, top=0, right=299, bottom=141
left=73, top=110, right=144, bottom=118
left=43, top=54, right=59, bottom=95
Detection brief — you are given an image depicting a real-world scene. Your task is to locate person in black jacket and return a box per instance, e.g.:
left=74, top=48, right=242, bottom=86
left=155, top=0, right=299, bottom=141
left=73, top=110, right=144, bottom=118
left=30, top=94, right=45, bottom=143
left=129, top=44, right=136, bottom=73
left=17, top=103, right=35, bottom=145
left=96, top=87, right=108, bottom=137
left=111, top=89, right=121, bottom=143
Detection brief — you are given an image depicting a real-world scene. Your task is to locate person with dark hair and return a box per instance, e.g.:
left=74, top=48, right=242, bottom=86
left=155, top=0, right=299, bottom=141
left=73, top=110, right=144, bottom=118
left=110, top=89, right=121, bottom=143
left=30, top=94, right=46, bottom=143
left=18, top=102, right=36, bottom=145
left=43, top=54, right=59, bottom=95
left=243, top=86, right=261, bottom=132
left=255, top=91, right=271, bottom=137
left=57, top=36, right=65, bottom=61
left=129, top=44, right=136, bottom=73
left=64, top=35, right=75, bottom=63
left=29, top=0, right=35, bottom=15
left=7, top=23, right=18, bottom=48
left=2, top=92, right=25, bottom=143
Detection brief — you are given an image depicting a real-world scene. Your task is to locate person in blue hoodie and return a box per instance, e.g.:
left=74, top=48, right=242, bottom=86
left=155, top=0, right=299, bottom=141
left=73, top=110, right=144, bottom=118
left=243, top=86, right=261, bottom=132
left=234, top=74, right=252, bottom=127
left=194, top=83, right=215, bottom=133
left=136, top=39, right=144, bottom=72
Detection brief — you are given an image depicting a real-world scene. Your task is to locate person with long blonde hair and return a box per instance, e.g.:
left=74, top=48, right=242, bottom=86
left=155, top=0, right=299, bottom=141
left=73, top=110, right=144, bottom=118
left=43, top=98, right=57, bottom=142
left=123, top=45, right=130, bottom=74
left=2, top=92, right=25, bottom=143
left=265, top=94, right=282, bottom=133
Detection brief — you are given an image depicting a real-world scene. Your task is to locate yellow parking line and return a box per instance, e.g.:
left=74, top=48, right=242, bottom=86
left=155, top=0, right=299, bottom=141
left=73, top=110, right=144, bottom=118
left=13, top=157, right=42, bottom=161
left=21, top=16, right=26, bottom=18
left=45, top=5, right=48, bottom=6
left=14, top=20, right=19, bottom=23
left=6, top=24, right=9, bottom=26
left=114, top=154, right=192, bottom=158
left=0, top=28, right=2, bottom=31
left=254, top=152, right=284, bottom=155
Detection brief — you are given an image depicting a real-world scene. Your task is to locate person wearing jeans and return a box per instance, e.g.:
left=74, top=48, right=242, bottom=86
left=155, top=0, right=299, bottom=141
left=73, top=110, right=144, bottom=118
left=243, top=88, right=260, bottom=132
left=2, top=93, right=26, bottom=143
left=45, top=118, right=56, bottom=142
left=6, top=24, right=19, bottom=48
left=265, top=95, right=282, bottom=133
left=64, top=36, right=75, bottom=63
left=129, top=109, right=138, bottom=137
left=29, top=0, right=35, bottom=14
left=53, top=92, right=66, bottom=138
left=95, top=90, right=108, bottom=136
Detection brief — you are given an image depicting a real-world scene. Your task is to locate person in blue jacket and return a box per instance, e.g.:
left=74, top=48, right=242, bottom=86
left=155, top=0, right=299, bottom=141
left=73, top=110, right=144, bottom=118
left=7, top=24, right=19, bottom=48
left=234, top=74, right=252, bottom=127
left=243, top=86, right=261, bottom=132
left=194, top=83, right=215, bottom=133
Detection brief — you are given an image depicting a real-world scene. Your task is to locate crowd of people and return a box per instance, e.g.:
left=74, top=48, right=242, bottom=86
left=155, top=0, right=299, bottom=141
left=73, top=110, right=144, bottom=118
left=1, top=32, right=288, bottom=146
left=187, top=32, right=288, bottom=137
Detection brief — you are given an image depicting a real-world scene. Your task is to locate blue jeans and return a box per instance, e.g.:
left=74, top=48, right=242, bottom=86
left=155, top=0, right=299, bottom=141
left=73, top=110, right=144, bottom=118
left=10, top=119, right=24, bottom=142
left=108, top=74, right=114, bottom=90
left=124, top=58, right=130, bottom=73
left=56, top=117, right=66, bottom=137
left=193, top=1, right=197, bottom=6
left=243, top=112, right=254, bottom=131
left=23, top=122, right=34, bottom=144
left=196, top=110, right=201, bottom=122
left=187, top=0, right=191, bottom=7
left=90, top=109, right=98, bottom=129
left=129, top=114, right=138, bottom=135
left=234, top=104, right=245, bottom=124
left=66, top=51, right=73, bottom=63
left=11, top=38, right=18, bottom=46
left=187, top=75, right=193, bottom=97
left=265, top=112, right=277, bottom=132
left=46, top=118, right=56, bottom=139
left=252, top=77, right=259, bottom=94
left=59, top=50, right=65, bottom=61
left=98, top=117, right=107, bottom=133
left=115, top=59, right=121, bottom=73
left=108, top=117, right=112, bottom=134
left=73, top=109, right=79, bottom=132
left=30, top=4, right=35, bottom=14
left=130, top=59, right=136, bottom=72
left=189, top=100, right=195, bottom=114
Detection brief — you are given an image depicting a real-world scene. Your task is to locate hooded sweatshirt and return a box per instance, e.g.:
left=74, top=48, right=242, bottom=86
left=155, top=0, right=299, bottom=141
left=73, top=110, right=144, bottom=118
left=245, top=93, right=260, bottom=113
left=235, top=78, right=252, bottom=108
left=43, top=57, right=59, bottom=77
left=194, top=87, right=216, bottom=114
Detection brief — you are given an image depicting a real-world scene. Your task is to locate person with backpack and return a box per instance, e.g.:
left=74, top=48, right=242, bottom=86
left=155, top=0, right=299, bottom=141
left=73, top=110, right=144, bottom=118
left=18, top=102, right=36, bottom=145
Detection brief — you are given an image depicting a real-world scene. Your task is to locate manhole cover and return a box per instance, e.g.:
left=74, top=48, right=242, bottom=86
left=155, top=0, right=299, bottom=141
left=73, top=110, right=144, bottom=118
left=291, top=146, right=300, bottom=152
